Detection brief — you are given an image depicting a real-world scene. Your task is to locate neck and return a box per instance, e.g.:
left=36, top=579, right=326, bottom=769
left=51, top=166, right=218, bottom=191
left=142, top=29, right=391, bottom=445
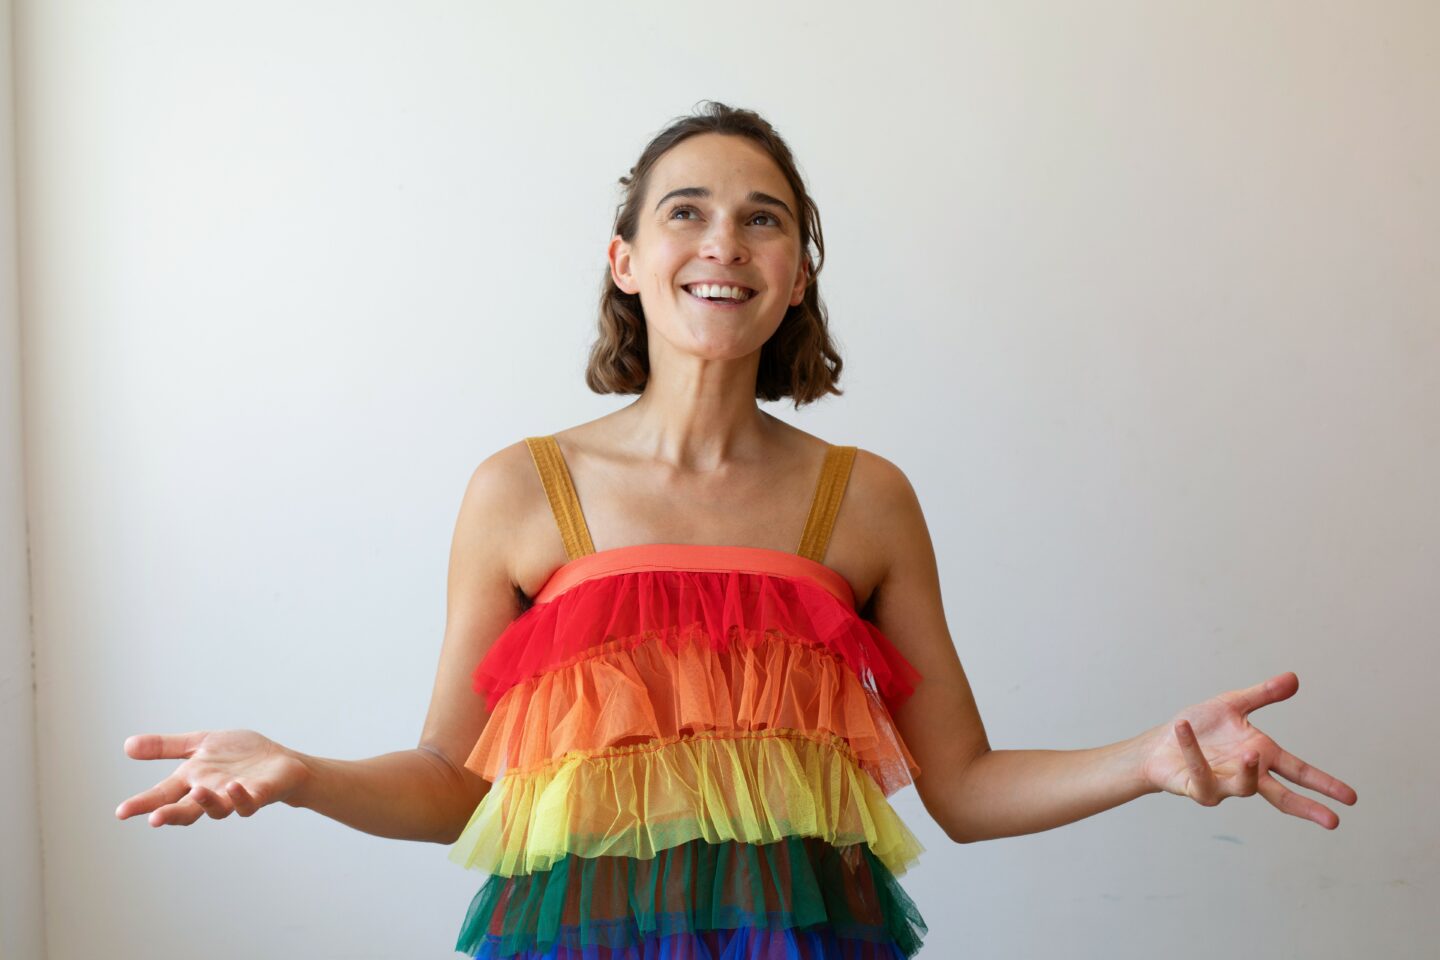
left=617, top=356, right=774, bottom=471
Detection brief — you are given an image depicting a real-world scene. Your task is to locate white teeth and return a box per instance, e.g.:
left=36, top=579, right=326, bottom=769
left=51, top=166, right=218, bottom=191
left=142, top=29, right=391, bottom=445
left=686, top=283, right=752, bottom=302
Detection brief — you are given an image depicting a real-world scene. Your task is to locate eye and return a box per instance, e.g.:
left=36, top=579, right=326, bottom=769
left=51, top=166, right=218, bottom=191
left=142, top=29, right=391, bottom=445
left=667, top=204, right=782, bottom=227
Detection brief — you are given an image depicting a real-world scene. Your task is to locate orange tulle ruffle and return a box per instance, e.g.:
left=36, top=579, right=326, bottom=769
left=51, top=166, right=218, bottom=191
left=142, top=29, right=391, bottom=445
left=465, top=630, right=921, bottom=795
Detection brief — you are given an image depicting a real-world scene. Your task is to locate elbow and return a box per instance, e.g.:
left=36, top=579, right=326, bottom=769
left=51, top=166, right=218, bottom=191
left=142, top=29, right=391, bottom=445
left=941, top=806, right=996, bottom=845
left=913, top=793, right=974, bottom=843
left=942, top=818, right=978, bottom=845
left=932, top=748, right=990, bottom=845
left=442, top=776, right=491, bottom=846
left=436, top=785, right=487, bottom=846
left=415, top=744, right=490, bottom=846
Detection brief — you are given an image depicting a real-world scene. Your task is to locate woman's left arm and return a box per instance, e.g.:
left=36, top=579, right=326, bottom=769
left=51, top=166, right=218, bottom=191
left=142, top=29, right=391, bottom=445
left=856, top=452, right=1359, bottom=844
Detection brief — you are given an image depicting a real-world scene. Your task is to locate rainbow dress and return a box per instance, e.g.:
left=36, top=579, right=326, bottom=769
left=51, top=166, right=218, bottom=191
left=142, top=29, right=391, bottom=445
left=448, top=436, right=930, bottom=958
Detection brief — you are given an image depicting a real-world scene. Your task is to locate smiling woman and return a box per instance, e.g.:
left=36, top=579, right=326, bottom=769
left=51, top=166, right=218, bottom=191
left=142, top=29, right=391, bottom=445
left=586, top=104, right=844, bottom=406
left=116, top=99, right=1358, bottom=960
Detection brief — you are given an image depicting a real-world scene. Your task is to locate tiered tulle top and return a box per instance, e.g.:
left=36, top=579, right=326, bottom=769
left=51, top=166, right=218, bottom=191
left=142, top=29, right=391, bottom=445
left=448, top=436, right=930, bottom=959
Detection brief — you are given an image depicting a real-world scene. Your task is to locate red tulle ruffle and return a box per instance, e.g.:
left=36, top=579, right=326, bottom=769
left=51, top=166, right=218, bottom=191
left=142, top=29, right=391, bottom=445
left=472, top=570, right=923, bottom=714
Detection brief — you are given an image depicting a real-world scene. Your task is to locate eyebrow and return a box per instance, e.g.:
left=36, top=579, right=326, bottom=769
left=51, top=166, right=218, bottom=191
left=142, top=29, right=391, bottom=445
left=653, top=186, right=794, bottom=221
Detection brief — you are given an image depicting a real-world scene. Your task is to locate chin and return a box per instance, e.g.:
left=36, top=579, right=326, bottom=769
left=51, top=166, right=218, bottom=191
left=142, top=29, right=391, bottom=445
left=648, top=322, right=755, bottom=358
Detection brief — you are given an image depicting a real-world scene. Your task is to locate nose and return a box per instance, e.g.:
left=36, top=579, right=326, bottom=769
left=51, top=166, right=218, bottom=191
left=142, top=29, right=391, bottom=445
left=699, top=216, right=749, bottom=264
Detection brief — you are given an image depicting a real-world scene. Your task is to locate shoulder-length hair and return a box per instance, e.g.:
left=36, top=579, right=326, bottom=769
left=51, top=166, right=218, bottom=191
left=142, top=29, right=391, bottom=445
left=585, top=100, right=843, bottom=408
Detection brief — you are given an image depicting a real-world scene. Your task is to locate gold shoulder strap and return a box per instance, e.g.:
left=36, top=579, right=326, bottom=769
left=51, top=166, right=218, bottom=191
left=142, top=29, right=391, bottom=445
left=524, top=435, right=596, bottom=561
left=796, top=444, right=857, bottom=564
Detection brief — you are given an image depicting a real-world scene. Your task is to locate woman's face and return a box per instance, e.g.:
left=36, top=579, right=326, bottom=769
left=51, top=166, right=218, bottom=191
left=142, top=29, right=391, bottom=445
left=608, top=133, right=809, bottom=365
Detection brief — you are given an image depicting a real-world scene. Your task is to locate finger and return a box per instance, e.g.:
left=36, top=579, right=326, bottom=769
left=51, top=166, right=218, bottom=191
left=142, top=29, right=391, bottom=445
left=189, top=785, right=235, bottom=820
left=124, top=732, right=208, bottom=762
left=1268, top=746, right=1359, bottom=805
left=1257, top=771, right=1341, bottom=829
left=1236, top=750, right=1261, bottom=798
left=225, top=780, right=262, bottom=817
left=150, top=797, right=207, bottom=827
left=1222, top=672, right=1299, bottom=717
left=1175, top=719, right=1219, bottom=805
left=116, top=779, right=189, bottom=820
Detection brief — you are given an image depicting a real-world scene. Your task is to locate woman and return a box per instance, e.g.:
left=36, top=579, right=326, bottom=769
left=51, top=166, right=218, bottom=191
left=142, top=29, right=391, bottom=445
left=118, top=101, right=1357, bottom=956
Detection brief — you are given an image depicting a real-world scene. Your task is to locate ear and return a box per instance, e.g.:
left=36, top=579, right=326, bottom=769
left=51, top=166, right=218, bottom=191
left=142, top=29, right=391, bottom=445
left=788, top=256, right=810, bottom=307
left=608, top=235, right=639, bottom=294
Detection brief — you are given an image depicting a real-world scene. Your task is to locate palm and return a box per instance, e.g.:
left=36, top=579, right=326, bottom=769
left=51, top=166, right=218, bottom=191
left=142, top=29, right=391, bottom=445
left=1143, top=697, right=1272, bottom=798
left=116, top=729, right=307, bottom=827
left=1137, top=672, right=1357, bottom=828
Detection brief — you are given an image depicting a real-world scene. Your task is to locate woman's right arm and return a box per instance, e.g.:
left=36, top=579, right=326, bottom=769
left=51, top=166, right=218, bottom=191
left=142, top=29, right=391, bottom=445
left=117, top=447, right=531, bottom=845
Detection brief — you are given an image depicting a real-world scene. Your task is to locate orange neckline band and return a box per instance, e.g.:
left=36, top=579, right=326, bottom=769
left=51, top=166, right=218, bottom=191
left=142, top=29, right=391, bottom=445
left=533, top=543, right=857, bottom=608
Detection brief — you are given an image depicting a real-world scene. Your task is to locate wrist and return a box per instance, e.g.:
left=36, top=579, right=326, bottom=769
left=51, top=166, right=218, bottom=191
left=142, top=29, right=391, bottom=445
left=1123, top=725, right=1165, bottom=796
left=285, top=750, right=323, bottom=809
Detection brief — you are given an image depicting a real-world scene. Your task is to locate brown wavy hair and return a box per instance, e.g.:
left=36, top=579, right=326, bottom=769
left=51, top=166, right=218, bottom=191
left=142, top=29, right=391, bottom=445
left=584, top=100, right=843, bottom=408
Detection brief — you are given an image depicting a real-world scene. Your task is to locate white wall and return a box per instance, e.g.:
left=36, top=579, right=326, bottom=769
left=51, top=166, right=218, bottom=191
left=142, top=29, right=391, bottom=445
left=1, top=0, right=46, bottom=955
left=12, top=1, right=1437, bottom=958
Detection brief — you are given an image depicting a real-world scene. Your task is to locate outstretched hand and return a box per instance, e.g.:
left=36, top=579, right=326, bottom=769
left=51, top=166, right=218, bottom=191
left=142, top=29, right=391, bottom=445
left=1138, top=671, right=1357, bottom=828
left=116, top=729, right=309, bottom=827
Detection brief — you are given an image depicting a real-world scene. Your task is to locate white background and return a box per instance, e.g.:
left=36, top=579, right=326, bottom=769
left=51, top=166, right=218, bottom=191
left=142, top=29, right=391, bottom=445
left=2, top=1, right=1435, bottom=958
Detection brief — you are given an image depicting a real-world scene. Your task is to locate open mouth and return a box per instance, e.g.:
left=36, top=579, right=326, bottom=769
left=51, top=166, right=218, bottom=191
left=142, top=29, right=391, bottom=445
left=682, top=283, right=755, bottom=306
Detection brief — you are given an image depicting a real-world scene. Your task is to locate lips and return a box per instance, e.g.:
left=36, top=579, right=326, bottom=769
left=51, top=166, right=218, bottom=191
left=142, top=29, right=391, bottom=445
left=683, top=286, right=752, bottom=308
left=681, top=280, right=757, bottom=306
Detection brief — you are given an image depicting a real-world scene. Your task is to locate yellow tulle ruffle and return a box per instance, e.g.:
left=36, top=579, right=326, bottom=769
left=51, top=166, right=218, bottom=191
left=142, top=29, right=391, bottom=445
left=464, top=630, right=921, bottom=795
left=447, top=727, right=925, bottom=879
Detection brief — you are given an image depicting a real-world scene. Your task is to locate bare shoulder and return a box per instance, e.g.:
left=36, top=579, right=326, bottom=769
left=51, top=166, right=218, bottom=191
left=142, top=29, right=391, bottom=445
left=811, top=442, right=933, bottom=613
left=454, top=438, right=550, bottom=592
left=460, top=439, right=540, bottom=525
left=840, top=446, right=933, bottom=595
left=845, top=445, right=933, bottom=563
left=847, top=446, right=919, bottom=509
